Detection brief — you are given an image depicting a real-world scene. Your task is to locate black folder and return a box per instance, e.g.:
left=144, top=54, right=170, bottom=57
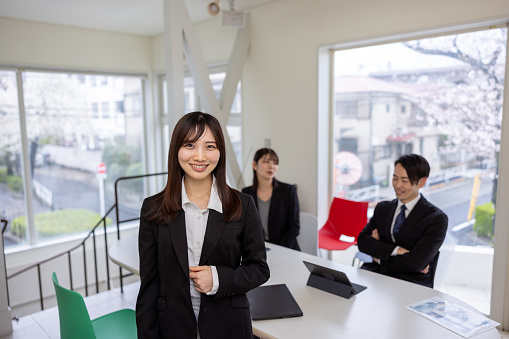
left=303, top=261, right=367, bottom=299
left=247, top=284, right=303, bottom=320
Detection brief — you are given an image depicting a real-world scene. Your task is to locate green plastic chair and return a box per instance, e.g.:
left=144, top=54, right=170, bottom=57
left=52, top=272, right=137, bottom=339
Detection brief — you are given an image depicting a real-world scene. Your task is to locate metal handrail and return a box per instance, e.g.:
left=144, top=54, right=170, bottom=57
left=114, top=172, right=167, bottom=292
left=6, top=205, right=115, bottom=310
left=2, top=172, right=167, bottom=313
left=1, top=219, right=9, bottom=306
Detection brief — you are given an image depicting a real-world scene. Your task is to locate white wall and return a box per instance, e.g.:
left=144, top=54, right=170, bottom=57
left=0, top=17, right=152, bottom=72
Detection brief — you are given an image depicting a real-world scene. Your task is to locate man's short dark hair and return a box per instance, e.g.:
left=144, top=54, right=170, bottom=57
left=394, top=154, right=430, bottom=185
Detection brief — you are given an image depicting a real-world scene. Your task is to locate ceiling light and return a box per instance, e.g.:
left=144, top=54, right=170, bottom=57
left=207, top=1, right=220, bottom=16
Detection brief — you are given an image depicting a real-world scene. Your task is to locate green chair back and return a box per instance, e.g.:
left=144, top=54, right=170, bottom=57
left=52, top=272, right=97, bottom=339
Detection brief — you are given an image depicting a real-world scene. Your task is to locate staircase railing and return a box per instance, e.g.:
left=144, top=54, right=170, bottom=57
left=1, top=219, right=9, bottom=307
left=2, top=172, right=167, bottom=313
left=6, top=205, right=115, bottom=311
left=113, top=172, right=167, bottom=292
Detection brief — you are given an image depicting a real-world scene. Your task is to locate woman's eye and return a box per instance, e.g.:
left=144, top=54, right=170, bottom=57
left=183, top=143, right=193, bottom=148
left=207, top=144, right=216, bottom=149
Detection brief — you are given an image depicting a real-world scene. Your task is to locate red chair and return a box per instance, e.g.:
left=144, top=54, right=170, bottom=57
left=318, top=197, right=369, bottom=259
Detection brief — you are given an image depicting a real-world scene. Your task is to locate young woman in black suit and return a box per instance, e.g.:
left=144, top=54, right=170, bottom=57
left=136, top=112, right=269, bottom=339
left=242, top=148, right=301, bottom=251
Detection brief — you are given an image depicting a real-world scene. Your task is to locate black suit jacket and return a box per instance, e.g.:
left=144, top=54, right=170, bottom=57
left=136, top=192, right=270, bottom=339
left=357, top=195, right=448, bottom=288
left=242, top=179, right=301, bottom=251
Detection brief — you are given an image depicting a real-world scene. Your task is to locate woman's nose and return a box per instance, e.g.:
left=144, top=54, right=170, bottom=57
left=194, top=147, right=206, bottom=160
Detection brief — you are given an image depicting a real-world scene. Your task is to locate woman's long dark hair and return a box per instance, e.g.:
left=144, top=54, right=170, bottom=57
left=148, top=112, right=242, bottom=223
left=252, top=148, right=279, bottom=191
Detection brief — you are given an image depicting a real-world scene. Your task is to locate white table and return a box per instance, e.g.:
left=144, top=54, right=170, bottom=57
left=108, top=234, right=139, bottom=275
left=109, top=235, right=499, bottom=339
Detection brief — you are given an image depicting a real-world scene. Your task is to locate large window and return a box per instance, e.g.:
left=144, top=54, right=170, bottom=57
left=0, top=69, right=146, bottom=249
left=333, top=27, right=506, bottom=314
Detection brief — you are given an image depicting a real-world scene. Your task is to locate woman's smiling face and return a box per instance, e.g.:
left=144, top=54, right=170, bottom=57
left=178, top=127, right=220, bottom=182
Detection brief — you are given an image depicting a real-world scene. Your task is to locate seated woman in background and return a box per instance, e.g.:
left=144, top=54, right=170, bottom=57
left=242, top=148, right=301, bottom=250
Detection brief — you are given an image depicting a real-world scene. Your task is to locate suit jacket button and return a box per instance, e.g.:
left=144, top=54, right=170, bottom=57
left=202, top=308, right=207, bottom=314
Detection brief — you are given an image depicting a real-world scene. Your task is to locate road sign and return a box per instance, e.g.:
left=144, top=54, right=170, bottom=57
left=97, top=162, right=107, bottom=174
left=96, top=163, right=107, bottom=181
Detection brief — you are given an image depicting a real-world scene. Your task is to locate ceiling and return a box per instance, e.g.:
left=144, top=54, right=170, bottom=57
left=0, top=0, right=276, bottom=36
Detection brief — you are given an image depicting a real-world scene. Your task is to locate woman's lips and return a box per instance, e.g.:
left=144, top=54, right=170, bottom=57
left=191, top=164, right=208, bottom=172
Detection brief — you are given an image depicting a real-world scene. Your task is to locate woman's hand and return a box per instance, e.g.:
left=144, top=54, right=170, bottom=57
left=189, top=266, right=213, bottom=293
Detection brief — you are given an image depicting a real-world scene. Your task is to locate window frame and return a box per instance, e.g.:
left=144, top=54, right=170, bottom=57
left=0, top=65, right=149, bottom=249
left=317, top=20, right=509, bottom=325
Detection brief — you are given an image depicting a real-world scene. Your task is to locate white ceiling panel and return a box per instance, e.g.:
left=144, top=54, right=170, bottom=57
left=0, top=0, right=277, bottom=36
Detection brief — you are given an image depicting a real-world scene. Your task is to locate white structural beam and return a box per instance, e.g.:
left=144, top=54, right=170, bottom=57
left=162, top=0, right=185, bottom=130
left=180, top=6, right=221, bottom=117
left=217, top=15, right=251, bottom=128
left=166, top=0, right=249, bottom=188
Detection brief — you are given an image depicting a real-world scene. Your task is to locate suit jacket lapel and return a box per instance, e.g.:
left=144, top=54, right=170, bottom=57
left=249, top=188, right=258, bottom=209
left=199, top=209, right=225, bottom=265
left=168, top=211, right=189, bottom=276
left=385, top=200, right=398, bottom=239
left=402, top=195, right=429, bottom=230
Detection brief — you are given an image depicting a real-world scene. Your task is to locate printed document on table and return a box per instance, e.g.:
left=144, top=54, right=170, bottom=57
left=406, top=297, right=499, bottom=338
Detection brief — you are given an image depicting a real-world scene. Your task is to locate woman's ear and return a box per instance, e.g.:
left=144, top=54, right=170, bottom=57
left=252, top=161, right=258, bottom=171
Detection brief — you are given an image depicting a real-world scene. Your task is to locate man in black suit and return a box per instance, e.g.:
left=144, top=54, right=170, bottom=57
left=357, top=154, right=448, bottom=288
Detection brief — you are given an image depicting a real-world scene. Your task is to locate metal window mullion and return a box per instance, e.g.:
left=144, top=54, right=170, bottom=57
left=1, top=64, right=147, bottom=79
left=15, top=69, right=37, bottom=245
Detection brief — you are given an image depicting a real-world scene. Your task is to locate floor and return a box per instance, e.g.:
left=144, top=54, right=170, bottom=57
left=1, top=280, right=506, bottom=339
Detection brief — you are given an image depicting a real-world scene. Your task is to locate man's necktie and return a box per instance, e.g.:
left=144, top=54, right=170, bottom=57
left=393, top=205, right=406, bottom=235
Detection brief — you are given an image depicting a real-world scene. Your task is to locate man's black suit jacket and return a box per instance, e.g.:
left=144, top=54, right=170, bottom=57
left=357, top=195, right=448, bottom=288
left=136, top=192, right=270, bottom=339
left=242, top=179, right=301, bottom=251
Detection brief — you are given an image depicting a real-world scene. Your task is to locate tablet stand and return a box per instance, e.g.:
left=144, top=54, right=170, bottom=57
left=306, top=273, right=354, bottom=299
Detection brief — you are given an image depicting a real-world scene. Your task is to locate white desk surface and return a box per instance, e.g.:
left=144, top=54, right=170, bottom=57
left=109, top=235, right=499, bottom=339
left=108, top=234, right=139, bottom=276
